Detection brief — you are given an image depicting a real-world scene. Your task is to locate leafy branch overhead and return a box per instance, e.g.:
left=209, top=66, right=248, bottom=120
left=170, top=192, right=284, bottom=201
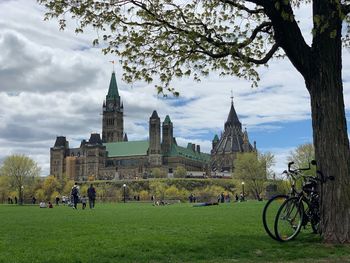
left=38, top=0, right=282, bottom=93
left=37, top=0, right=350, bottom=94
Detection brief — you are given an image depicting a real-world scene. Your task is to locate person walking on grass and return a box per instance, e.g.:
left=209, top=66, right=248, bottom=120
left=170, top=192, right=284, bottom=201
left=71, top=183, right=79, bottom=209
left=81, top=195, right=87, bottom=210
left=87, top=184, right=96, bottom=209
left=55, top=196, right=60, bottom=206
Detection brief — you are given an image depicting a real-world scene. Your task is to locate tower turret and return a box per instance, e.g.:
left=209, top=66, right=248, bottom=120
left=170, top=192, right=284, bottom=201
left=149, top=110, right=162, bottom=166
left=162, top=115, right=173, bottom=154
left=242, top=128, right=250, bottom=152
left=102, top=72, right=124, bottom=143
left=50, top=136, right=69, bottom=180
left=212, top=134, right=219, bottom=149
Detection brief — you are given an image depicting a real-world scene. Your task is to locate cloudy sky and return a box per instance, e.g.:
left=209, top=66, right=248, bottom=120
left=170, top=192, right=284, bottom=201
left=0, top=0, right=349, bottom=176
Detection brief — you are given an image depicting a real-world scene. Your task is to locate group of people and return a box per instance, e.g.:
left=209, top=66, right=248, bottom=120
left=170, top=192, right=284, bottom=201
left=7, top=196, right=17, bottom=204
left=36, top=183, right=97, bottom=209
left=39, top=201, right=53, bottom=208
left=218, top=192, right=232, bottom=203
left=188, top=192, right=242, bottom=204
left=71, top=183, right=96, bottom=210
left=188, top=193, right=197, bottom=203
left=235, top=193, right=245, bottom=202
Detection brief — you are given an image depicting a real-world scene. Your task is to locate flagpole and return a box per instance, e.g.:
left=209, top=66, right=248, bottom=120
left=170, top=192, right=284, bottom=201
left=109, top=60, right=115, bottom=72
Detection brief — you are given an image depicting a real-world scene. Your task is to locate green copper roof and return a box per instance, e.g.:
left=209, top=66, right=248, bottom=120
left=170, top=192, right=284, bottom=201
left=164, top=115, right=172, bottom=124
left=168, top=144, right=210, bottom=162
left=107, top=72, right=119, bottom=99
left=213, top=134, right=219, bottom=142
left=104, top=141, right=148, bottom=157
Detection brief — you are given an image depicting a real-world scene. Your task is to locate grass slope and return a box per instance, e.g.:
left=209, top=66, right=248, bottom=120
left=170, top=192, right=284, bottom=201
left=0, top=202, right=349, bottom=263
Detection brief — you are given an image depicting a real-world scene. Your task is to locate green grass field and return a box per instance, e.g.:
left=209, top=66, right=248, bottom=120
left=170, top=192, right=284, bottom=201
left=0, top=201, right=349, bottom=263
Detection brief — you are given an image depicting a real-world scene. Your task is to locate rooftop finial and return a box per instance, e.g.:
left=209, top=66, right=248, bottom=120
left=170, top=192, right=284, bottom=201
left=109, top=60, right=115, bottom=72
left=230, top=90, right=234, bottom=105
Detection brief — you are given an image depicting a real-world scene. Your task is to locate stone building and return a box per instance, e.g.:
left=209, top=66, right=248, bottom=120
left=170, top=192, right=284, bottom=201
left=211, top=99, right=257, bottom=174
left=50, top=72, right=210, bottom=181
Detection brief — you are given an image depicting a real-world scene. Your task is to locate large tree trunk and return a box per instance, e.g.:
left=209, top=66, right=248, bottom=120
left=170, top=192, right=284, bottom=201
left=307, top=12, right=350, bottom=241
left=309, top=72, right=350, bottom=243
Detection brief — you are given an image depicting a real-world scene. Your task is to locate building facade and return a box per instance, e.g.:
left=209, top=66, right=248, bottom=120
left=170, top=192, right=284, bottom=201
left=211, top=100, right=257, bottom=174
left=50, top=72, right=210, bottom=181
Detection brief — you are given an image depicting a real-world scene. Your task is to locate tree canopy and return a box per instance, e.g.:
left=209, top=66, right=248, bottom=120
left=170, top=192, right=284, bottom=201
left=287, top=143, right=315, bottom=176
left=0, top=154, right=40, bottom=204
left=233, top=152, right=275, bottom=200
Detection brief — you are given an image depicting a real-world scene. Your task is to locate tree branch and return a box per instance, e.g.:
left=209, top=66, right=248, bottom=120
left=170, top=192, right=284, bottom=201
left=260, top=0, right=312, bottom=78
left=219, top=0, right=264, bottom=14
left=243, top=43, right=279, bottom=64
left=237, top=22, right=272, bottom=48
left=342, top=4, right=350, bottom=15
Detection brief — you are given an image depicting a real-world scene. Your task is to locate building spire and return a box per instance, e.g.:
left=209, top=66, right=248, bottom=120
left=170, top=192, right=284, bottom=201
left=243, top=128, right=249, bottom=143
left=225, top=96, right=241, bottom=129
left=106, top=71, right=119, bottom=99
left=230, top=89, right=234, bottom=105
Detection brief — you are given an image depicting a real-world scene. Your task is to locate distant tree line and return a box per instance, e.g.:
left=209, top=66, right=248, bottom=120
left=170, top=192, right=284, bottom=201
left=0, top=145, right=313, bottom=204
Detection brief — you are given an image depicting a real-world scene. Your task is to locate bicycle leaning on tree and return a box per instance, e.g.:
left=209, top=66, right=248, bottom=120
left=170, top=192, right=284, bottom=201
left=262, top=160, right=334, bottom=241
left=273, top=160, right=335, bottom=242
left=262, top=161, right=310, bottom=240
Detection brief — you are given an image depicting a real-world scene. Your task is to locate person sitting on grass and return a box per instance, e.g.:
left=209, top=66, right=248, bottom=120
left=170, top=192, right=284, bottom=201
left=48, top=202, right=53, bottom=208
left=39, top=201, right=47, bottom=208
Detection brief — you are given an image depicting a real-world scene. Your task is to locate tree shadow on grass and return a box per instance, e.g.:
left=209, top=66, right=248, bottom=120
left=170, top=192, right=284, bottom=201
left=107, top=232, right=350, bottom=263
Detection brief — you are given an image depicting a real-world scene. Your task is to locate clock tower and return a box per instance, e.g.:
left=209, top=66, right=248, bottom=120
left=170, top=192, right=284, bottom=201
left=102, top=72, right=124, bottom=143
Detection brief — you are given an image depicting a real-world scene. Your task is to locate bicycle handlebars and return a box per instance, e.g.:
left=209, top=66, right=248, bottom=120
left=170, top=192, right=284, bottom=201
left=286, top=160, right=335, bottom=184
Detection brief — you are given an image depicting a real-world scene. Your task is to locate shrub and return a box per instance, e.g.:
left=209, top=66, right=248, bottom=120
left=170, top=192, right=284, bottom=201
left=196, top=185, right=226, bottom=202
left=173, top=166, right=187, bottom=178
left=152, top=168, right=167, bottom=178
left=139, top=190, right=149, bottom=201
left=164, top=185, right=181, bottom=199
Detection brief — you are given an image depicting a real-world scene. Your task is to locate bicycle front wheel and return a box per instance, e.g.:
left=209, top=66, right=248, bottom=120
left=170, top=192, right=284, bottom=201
left=262, top=194, right=289, bottom=240
left=274, top=197, right=303, bottom=242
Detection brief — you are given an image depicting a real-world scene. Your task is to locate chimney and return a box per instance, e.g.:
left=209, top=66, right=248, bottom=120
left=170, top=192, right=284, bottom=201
left=196, top=145, right=200, bottom=153
left=192, top=143, right=196, bottom=152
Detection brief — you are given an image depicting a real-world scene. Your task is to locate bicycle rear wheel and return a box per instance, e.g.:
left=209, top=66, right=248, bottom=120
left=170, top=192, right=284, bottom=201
left=274, top=197, right=303, bottom=241
left=262, top=194, right=289, bottom=240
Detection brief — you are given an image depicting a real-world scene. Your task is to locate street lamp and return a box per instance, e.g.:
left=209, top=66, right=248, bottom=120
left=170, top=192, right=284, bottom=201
left=241, top=182, right=245, bottom=201
left=123, top=184, right=126, bottom=203
left=20, top=185, right=24, bottom=205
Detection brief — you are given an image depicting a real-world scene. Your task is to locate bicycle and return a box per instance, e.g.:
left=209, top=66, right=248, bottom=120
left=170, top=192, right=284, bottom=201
left=262, top=161, right=310, bottom=240
left=273, top=161, right=334, bottom=242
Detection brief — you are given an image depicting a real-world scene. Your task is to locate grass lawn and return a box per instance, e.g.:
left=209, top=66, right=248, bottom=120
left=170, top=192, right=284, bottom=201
left=0, top=201, right=349, bottom=263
